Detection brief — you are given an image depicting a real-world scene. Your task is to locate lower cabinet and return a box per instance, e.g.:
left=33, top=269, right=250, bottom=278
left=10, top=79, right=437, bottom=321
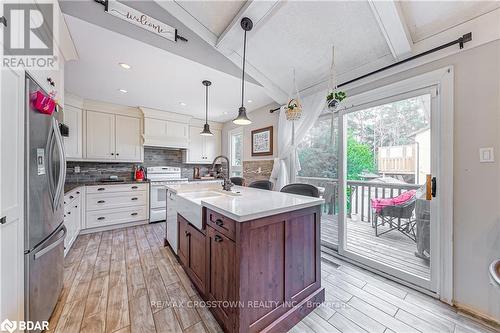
left=206, top=225, right=236, bottom=331
left=176, top=206, right=324, bottom=333
left=178, top=214, right=207, bottom=294
left=63, top=187, right=83, bottom=256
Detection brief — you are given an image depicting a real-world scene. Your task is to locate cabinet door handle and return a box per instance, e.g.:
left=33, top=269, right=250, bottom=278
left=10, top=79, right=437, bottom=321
left=185, top=230, right=190, bottom=236
left=131, top=186, right=138, bottom=189
left=76, top=191, right=80, bottom=194
left=97, top=200, right=105, bottom=203
left=214, top=235, right=223, bottom=242
left=74, top=205, right=78, bottom=208
left=131, top=197, right=138, bottom=201
left=1, top=216, right=6, bottom=224
left=131, top=212, right=138, bottom=216
left=67, top=212, right=71, bottom=215
left=111, top=153, right=114, bottom=155
left=98, top=188, right=105, bottom=191
left=215, top=219, right=224, bottom=227
left=97, top=217, right=105, bottom=220
left=69, top=195, right=74, bottom=199
left=116, top=153, right=120, bottom=156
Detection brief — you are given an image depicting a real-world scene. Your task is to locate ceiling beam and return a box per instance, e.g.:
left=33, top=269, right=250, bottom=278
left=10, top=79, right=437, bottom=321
left=155, top=0, right=288, bottom=103
left=368, top=0, right=413, bottom=60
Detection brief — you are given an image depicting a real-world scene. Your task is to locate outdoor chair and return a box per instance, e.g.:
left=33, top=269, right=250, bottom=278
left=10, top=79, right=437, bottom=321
left=371, top=189, right=421, bottom=242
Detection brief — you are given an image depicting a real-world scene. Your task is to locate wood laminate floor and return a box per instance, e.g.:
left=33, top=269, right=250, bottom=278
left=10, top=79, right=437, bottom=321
left=49, top=223, right=497, bottom=333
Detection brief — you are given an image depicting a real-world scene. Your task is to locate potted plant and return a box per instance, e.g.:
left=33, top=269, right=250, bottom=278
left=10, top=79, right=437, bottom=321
left=326, top=90, right=346, bottom=111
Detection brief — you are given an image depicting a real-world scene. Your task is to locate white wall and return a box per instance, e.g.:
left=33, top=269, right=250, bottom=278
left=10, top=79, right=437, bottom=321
left=222, top=103, right=280, bottom=161
left=347, top=40, right=500, bottom=321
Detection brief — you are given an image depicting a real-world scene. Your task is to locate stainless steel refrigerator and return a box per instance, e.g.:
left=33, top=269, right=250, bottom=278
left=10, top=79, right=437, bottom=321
left=24, top=74, right=67, bottom=330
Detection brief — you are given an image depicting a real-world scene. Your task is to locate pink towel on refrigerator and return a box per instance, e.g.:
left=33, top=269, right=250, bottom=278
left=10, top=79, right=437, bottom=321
left=371, top=190, right=417, bottom=213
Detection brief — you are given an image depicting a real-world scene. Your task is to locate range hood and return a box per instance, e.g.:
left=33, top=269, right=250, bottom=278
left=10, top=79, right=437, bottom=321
left=141, top=107, right=191, bottom=149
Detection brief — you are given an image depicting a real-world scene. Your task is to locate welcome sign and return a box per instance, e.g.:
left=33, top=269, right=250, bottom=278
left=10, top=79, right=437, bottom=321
left=104, top=0, right=178, bottom=42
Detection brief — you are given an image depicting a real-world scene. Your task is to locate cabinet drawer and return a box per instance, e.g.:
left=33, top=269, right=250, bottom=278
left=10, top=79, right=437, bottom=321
left=86, top=183, right=148, bottom=194
left=87, top=191, right=147, bottom=211
left=206, top=209, right=236, bottom=241
left=86, top=206, right=148, bottom=229
left=64, top=187, right=83, bottom=205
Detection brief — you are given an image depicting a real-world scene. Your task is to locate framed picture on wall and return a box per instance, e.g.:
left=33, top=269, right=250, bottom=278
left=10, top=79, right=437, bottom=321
left=251, top=126, right=273, bottom=156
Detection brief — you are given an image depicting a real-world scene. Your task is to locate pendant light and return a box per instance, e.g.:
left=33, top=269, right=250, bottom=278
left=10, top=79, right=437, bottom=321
left=200, top=80, right=214, bottom=136
left=233, top=17, right=253, bottom=125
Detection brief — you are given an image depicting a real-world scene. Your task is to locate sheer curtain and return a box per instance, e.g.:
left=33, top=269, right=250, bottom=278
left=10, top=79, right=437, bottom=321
left=270, top=89, right=327, bottom=190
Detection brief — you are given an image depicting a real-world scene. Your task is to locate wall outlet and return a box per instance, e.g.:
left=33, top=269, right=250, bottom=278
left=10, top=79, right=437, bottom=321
left=479, top=148, right=494, bottom=163
left=74, top=165, right=81, bottom=173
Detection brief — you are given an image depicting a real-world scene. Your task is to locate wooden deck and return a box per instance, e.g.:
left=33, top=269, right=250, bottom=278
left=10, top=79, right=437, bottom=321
left=321, top=214, right=431, bottom=280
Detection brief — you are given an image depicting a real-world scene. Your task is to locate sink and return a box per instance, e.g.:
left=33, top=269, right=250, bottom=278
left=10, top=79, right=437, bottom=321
left=176, top=189, right=242, bottom=231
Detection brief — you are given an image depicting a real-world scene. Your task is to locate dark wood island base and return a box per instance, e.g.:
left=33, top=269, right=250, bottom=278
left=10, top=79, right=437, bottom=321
left=176, top=205, right=324, bottom=333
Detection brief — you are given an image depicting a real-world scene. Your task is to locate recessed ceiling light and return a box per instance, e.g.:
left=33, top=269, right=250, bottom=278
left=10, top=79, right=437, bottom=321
left=118, top=89, right=127, bottom=93
left=179, top=102, right=187, bottom=106
left=247, top=99, right=253, bottom=103
left=119, top=63, right=131, bottom=69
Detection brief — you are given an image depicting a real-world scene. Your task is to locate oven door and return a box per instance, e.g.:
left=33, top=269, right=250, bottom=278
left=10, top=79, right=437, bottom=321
left=150, top=184, right=167, bottom=209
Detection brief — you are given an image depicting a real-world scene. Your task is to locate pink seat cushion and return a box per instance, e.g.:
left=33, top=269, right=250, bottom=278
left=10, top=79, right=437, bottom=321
left=371, top=190, right=417, bottom=213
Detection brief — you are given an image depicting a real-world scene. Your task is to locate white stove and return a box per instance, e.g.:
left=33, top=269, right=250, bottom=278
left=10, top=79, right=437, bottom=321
left=147, top=166, right=188, bottom=222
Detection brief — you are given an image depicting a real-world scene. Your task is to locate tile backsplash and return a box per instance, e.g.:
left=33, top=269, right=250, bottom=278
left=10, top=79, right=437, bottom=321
left=66, top=148, right=216, bottom=182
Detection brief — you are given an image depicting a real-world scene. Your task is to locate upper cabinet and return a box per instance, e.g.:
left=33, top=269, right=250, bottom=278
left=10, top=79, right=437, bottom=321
left=63, top=94, right=84, bottom=159
left=141, top=107, right=190, bottom=149
left=86, top=111, right=116, bottom=160
left=63, top=96, right=144, bottom=163
left=184, top=122, right=222, bottom=164
left=115, top=115, right=142, bottom=161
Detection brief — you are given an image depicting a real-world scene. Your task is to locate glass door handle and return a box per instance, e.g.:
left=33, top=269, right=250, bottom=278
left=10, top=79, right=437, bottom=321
left=431, top=177, right=437, bottom=197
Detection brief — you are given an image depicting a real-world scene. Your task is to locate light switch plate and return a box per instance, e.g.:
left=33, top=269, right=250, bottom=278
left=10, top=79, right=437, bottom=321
left=479, top=148, right=494, bottom=163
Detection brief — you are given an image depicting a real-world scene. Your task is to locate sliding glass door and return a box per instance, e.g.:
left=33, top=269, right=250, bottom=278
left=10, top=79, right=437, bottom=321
left=338, top=88, right=438, bottom=291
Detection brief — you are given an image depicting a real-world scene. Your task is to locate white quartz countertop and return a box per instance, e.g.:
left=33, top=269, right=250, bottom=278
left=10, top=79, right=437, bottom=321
left=165, top=183, right=323, bottom=222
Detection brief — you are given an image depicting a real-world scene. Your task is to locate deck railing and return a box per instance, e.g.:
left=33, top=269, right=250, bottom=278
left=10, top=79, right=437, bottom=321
left=296, top=176, right=421, bottom=222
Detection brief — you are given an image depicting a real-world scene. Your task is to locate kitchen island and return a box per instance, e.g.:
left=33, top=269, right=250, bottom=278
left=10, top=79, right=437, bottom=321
left=165, top=183, right=325, bottom=333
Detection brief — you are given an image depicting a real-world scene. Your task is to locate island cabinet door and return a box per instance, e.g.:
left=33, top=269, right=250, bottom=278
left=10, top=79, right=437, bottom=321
left=188, top=224, right=206, bottom=294
left=206, top=226, right=236, bottom=331
left=178, top=215, right=190, bottom=267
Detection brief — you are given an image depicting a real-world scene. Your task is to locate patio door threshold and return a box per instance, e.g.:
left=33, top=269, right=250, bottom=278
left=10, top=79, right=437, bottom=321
left=320, top=245, right=439, bottom=298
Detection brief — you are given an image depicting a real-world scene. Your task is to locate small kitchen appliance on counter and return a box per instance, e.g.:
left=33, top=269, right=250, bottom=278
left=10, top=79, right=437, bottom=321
left=147, top=166, right=188, bottom=223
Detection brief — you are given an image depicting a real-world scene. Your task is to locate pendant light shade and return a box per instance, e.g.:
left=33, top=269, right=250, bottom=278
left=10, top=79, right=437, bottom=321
left=233, top=17, right=253, bottom=125
left=200, top=80, right=214, bottom=136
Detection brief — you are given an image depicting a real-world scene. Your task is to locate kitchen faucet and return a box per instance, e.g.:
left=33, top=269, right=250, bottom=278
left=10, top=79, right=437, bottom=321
left=211, top=155, right=233, bottom=191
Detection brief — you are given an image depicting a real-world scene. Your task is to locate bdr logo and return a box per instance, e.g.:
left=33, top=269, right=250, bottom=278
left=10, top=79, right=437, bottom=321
left=2, top=1, right=57, bottom=69
left=0, top=319, right=49, bottom=332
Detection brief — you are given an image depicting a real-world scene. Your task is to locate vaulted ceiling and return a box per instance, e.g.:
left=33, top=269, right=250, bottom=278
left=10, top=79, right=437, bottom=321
left=61, top=1, right=499, bottom=121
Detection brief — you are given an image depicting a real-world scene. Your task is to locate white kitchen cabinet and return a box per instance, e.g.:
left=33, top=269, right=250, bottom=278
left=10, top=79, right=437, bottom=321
left=184, top=126, right=221, bottom=164
left=115, top=115, right=142, bottom=161
left=86, top=111, right=115, bottom=160
left=63, top=188, right=82, bottom=255
left=85, top=110, right=143, bottom=162
left=143, top=117, right=188, bottom=148
left=0, top=66, right=25, bottom=324
left=63, top=105, right=83, bottom=159
left=84, top=183, right=149, bottom=231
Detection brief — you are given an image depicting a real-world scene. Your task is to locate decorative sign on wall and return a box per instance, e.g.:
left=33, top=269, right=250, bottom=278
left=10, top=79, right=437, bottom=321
left=251, top=126, right=273, bottom=157
left=95, top=0, right=187, bottom=42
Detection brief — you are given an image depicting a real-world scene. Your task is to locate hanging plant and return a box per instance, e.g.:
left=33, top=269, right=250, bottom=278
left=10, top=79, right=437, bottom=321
left=326, top=90, right=347, bottom=111
left=326, top=45, right=347, bottom=112
left=285, top=68, right=303, bottom=121
left=285, top=98, right=302, bottom=121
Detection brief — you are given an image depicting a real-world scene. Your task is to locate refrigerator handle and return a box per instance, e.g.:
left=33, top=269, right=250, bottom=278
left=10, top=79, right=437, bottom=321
left=52, top=118, right=66, bottom=208
left=46, top=121, right=57, bottom=209
left=33, top=225, right=67, bottom=260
